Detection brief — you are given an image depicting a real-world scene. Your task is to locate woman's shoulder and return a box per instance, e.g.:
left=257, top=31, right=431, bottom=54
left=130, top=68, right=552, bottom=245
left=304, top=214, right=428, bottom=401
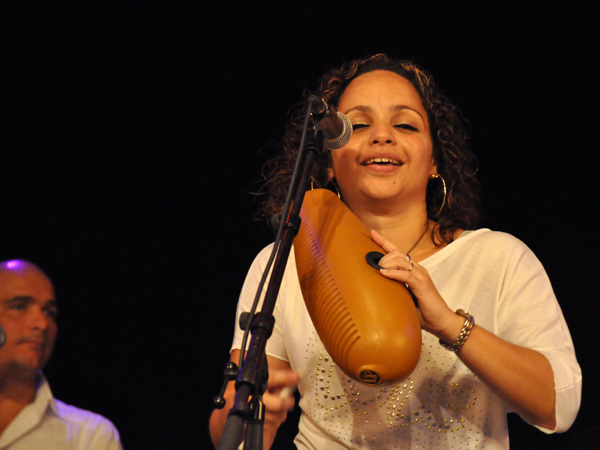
left=248, top=241, right=298, bottom=273
left=456, top=228, right=528, bottom=248
left=254, top=241, right=276, bottom=259
left=426, top=228, right=533, bottom=265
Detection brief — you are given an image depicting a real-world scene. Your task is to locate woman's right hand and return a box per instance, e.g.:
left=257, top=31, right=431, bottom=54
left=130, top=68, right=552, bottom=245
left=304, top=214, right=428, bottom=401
left=261, top=365, right=300, bottom=448
left=209, top=350, right=299, bottom=450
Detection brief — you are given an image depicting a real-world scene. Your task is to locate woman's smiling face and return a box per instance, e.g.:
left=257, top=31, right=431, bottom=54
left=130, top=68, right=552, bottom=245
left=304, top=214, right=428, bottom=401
left=330, top=70, right=436, bottom=213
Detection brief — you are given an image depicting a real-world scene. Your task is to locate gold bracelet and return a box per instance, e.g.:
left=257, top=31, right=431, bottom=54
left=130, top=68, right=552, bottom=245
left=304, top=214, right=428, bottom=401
left=439, top=309, right=474, bottom=352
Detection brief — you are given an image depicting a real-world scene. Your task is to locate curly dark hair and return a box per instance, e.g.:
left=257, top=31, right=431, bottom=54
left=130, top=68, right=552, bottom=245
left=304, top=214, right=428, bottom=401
left=258, top=53, right=482, bottom=244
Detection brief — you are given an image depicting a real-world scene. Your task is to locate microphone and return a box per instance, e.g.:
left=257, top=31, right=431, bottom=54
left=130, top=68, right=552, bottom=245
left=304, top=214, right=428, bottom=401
left=309, top=95, right=353, bottom=150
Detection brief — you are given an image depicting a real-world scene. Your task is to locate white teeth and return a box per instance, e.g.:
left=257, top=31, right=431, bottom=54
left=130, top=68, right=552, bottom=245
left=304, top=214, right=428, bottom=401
left=364, top=158, right=401, bottom=165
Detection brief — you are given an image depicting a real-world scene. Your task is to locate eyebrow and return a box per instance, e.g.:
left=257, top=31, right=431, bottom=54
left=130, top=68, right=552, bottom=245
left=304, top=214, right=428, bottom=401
left=344, top=104, right=425, bottom=120
left=3, top=296, right=58, bottom=308
left=4, top=295, right=35, bottom=304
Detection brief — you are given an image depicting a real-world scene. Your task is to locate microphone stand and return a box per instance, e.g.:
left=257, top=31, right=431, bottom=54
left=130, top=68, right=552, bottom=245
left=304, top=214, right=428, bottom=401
left=214, top=99, right=325, bottom=450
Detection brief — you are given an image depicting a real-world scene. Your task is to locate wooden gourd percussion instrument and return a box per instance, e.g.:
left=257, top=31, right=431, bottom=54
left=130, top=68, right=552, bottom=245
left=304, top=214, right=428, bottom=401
left=294, top=189, right=422, bottom=385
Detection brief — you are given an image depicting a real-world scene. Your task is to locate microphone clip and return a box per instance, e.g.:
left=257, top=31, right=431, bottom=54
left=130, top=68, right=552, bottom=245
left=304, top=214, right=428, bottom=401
left=308, top=95, right=334, bottom=118
left=307, top=95, right=353, bottom=150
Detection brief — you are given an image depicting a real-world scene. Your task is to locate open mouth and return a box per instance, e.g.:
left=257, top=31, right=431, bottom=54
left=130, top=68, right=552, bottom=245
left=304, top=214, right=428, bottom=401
left=362, top=157, right=402, bottom=166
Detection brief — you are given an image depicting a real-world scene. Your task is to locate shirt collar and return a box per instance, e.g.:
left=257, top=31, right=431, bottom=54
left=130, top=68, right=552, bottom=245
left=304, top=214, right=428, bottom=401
left=33, top=372, right=58, bottom=417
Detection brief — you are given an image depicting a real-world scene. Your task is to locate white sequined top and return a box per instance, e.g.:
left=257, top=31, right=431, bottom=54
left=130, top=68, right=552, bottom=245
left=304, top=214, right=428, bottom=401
left=231, top=229, right=581, bottom=449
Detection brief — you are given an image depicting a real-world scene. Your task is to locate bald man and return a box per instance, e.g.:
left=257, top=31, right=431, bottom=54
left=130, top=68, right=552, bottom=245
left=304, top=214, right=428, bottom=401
left=0, top=260, right=122, bottom=449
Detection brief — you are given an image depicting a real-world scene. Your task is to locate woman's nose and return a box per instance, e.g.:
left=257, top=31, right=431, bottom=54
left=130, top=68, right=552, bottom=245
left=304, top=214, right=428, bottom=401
left=370, top=123, right=396, bottom=145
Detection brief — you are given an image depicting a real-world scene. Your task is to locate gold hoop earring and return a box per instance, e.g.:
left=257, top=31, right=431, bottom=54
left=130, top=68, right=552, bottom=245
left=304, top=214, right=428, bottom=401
left=329, top=177, right=342, bottom=199
left=429, top=173, right=447, bottom=217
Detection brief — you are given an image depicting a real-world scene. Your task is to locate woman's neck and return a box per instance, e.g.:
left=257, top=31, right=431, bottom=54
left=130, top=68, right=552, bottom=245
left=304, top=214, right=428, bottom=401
left=352, top=205, right=434, bottom=257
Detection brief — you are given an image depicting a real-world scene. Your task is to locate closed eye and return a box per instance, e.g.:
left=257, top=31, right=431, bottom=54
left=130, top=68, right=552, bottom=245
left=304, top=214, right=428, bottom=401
left=395, top=124, right=418, bottom=131
left=352, top=123, right=419, bottom=132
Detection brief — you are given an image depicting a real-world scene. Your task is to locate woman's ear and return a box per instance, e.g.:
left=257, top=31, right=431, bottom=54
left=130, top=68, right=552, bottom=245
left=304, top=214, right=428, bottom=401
left=327, top=167, right=334, bottom=181
left=430, top=159, right=438, bottom=177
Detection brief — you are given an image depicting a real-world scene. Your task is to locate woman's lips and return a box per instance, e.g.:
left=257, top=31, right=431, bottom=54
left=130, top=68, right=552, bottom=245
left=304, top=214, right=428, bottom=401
left=361, top=157, right=402, bottom=166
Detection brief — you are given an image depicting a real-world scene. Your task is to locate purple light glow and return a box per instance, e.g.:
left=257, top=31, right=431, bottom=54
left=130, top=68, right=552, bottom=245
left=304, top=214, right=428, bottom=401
left=5, top=260, right=24, bottom=269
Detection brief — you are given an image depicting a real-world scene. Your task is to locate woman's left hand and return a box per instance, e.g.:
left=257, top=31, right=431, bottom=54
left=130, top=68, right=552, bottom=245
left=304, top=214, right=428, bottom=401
left=371, top=229, right=460, bottom=341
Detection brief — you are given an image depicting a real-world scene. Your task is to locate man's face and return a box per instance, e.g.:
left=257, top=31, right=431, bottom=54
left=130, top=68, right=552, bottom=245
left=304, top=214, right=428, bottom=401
left=0, top=261, right=58, bottom=374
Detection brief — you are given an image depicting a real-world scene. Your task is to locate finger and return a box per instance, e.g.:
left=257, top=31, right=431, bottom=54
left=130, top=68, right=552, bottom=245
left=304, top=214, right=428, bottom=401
left=263, top=389, right=296, bottom=414
left=279, top=387, right=297, bottom=411
left=379, top=257, right=419, bottom=281
left=378, top=251, right=412, bottom=270
left=267, top=369, right=299, bottom=391
left=279, top=386, right=296, bottom=399
left=370, top=229, right=399, bottom=253
left=379, top=267, right=411, bottom=283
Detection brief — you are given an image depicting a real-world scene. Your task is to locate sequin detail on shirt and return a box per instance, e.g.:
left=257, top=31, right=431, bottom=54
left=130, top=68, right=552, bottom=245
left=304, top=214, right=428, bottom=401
left=301, top=330, right=490, bottom=449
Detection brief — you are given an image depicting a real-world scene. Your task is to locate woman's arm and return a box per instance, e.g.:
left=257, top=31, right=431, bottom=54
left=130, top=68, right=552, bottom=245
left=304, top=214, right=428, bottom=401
left=448, top=320, right=556, bottom=428
left=372, top=230, right=557, bottom=429
left=209, top=350, right=299, bottom=450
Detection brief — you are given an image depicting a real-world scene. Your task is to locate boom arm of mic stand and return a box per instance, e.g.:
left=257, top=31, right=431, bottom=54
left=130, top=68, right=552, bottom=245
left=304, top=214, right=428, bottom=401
left=218, top=107, right=323, bottom=450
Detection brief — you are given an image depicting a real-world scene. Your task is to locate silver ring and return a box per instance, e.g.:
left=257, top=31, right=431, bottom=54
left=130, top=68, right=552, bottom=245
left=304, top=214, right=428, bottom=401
left=408, top=262, right=414, bottom=272
left=406, top=255, right=412, bottom=262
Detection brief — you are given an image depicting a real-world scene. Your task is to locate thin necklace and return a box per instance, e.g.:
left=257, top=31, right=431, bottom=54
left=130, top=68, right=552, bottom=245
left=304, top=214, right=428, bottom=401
left=405, top=221, right=430, bottom=256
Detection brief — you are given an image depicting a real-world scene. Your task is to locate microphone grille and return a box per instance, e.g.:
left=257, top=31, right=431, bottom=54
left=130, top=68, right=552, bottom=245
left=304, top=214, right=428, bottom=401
left=323, top=112, right=353, bottom=150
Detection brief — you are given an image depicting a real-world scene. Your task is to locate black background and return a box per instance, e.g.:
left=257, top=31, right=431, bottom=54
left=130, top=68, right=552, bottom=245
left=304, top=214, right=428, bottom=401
left=1, top=1, right=598, bottom=449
